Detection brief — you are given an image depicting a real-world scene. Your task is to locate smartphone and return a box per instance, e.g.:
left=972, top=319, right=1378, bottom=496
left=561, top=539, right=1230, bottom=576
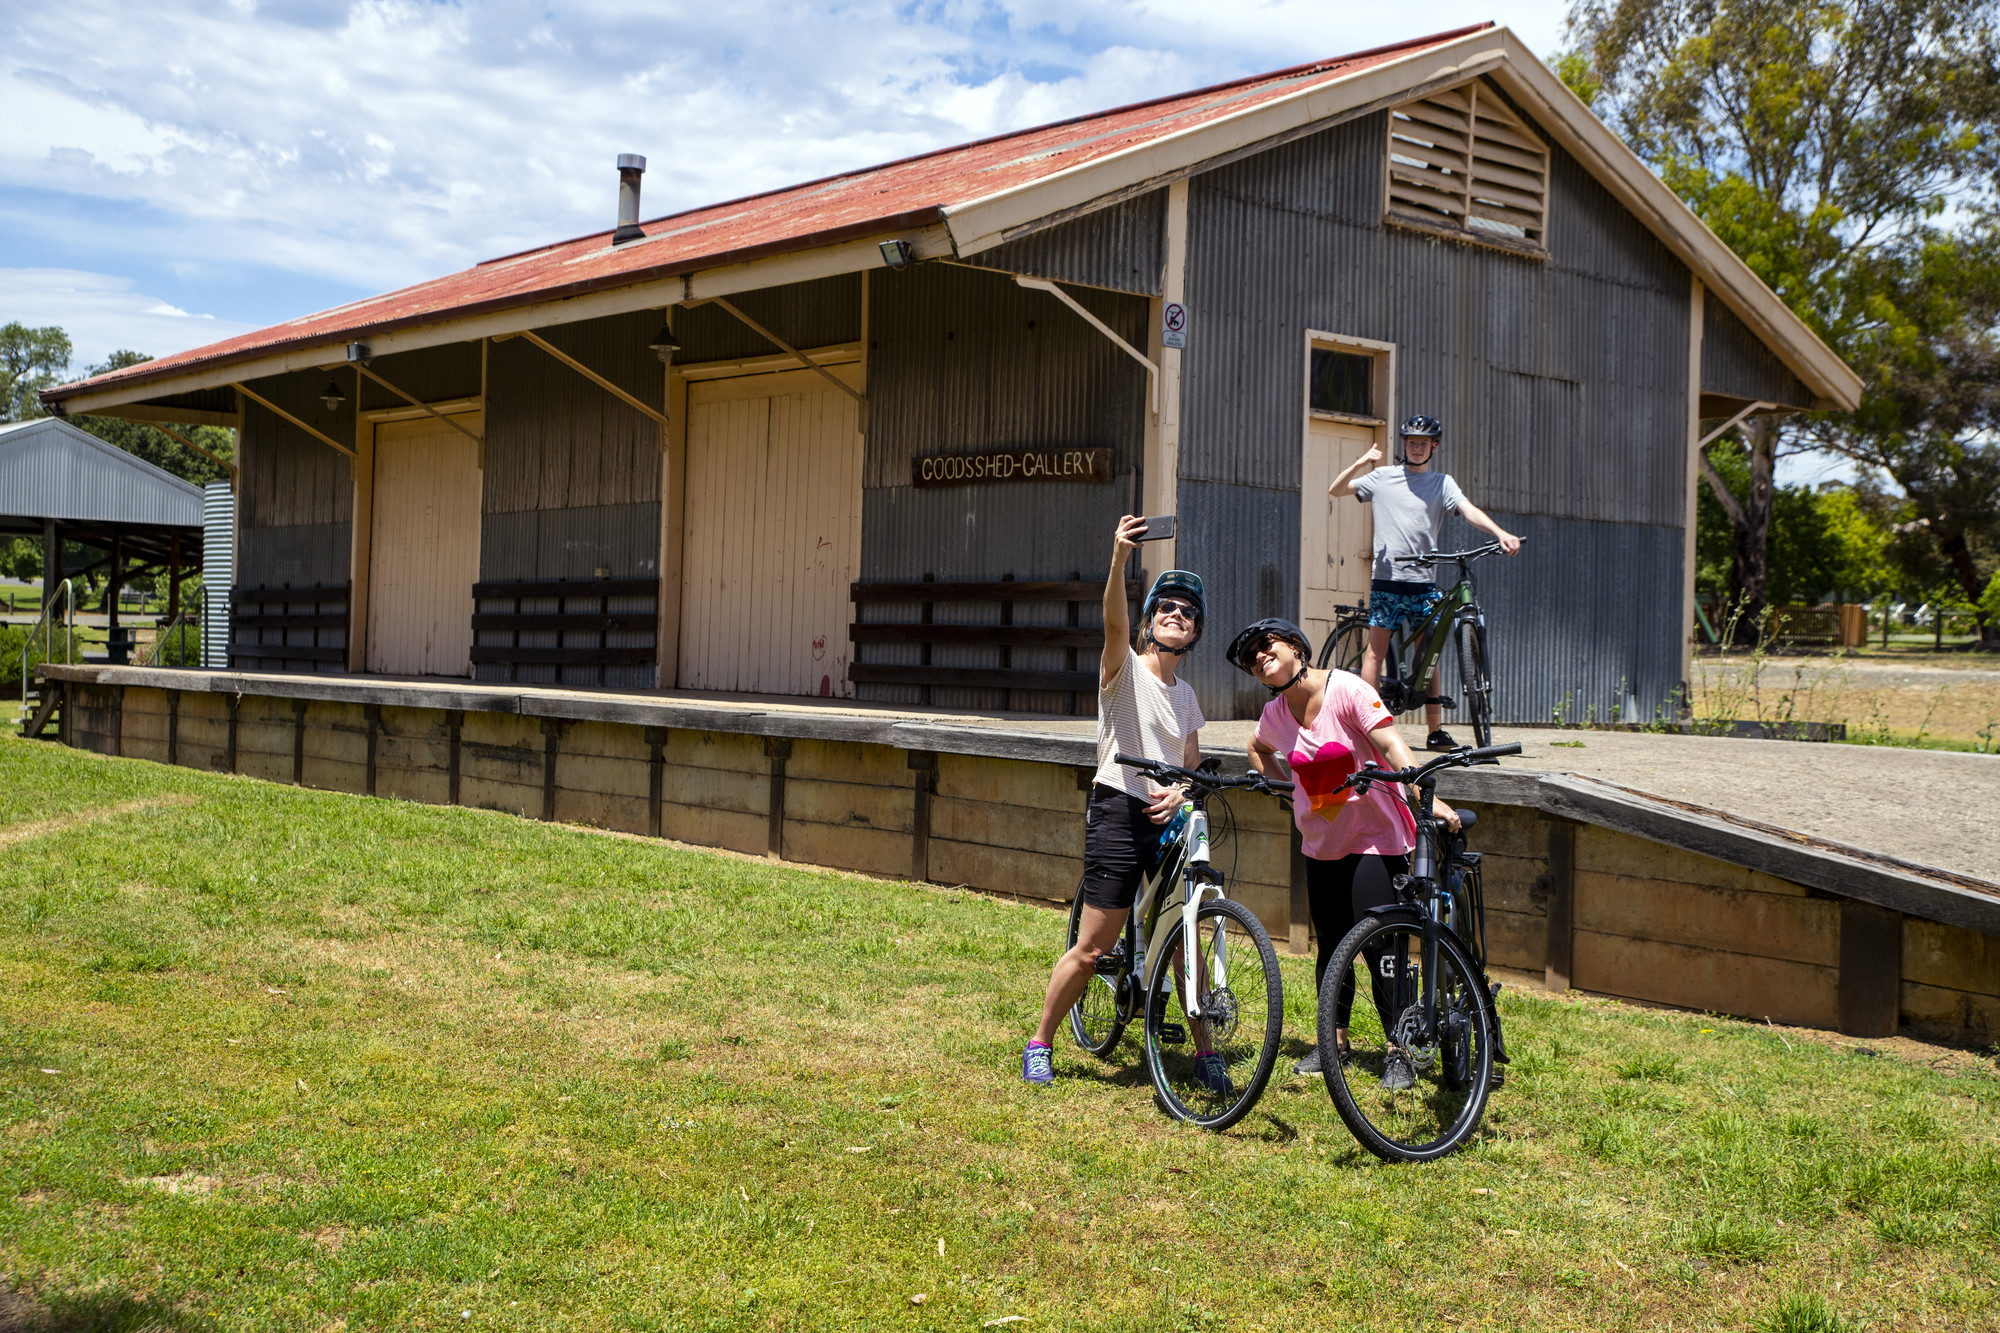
left=1135, top=514, right=1177, bottom=542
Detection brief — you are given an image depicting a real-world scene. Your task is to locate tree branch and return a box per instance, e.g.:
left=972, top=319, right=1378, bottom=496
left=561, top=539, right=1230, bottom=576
left=1700, top=446, right=1749, bottom=530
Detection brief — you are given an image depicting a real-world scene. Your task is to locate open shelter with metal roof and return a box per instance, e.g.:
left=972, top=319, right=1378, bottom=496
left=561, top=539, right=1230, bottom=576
left=1, top=417, right=206, bottom=656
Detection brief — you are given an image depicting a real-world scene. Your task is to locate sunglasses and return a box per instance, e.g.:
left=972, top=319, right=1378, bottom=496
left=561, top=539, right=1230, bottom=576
left=1153, top=598, right=1200, bottom=620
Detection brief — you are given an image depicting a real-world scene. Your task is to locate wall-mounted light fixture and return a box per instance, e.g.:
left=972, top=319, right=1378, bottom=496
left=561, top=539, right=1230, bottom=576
left=319, top=379, right=348, bottom=412
left=878, top=239, right=915, bottom=270
left=345, top=342, right=371, bottom=364
left=647, top=321, right=682, bottom=365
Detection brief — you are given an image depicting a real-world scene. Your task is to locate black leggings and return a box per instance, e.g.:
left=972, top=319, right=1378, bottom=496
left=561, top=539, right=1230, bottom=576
left=1306, top=851, right=1412, bottom=1039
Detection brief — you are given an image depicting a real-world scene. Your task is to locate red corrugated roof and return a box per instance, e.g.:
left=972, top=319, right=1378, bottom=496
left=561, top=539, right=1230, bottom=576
left=53, top=25, right=1490, bottom=401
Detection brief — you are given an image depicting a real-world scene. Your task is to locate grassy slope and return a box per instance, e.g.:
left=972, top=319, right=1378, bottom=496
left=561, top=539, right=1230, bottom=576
left=1, top=736, right=1996, bottom=1333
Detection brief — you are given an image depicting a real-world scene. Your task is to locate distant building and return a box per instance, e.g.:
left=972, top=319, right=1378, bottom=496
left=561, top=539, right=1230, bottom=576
left=42, top=23, right=1856, bottom=720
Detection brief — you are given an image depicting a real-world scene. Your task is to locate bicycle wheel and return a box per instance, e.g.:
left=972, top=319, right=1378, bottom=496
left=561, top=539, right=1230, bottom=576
left=1316, top=910, right=1494, bottom=1162
left=1066, top=880, right=1128, bottom=1057
left=1142, top=897, right=1283, bottom=1131
left=1319, top=617, right=1369, bottom=673
left=1455, top=619, right=1493, bottom=748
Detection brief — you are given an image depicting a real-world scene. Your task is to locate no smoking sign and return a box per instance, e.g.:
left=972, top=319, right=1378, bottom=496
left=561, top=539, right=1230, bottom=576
left=1162, top=302, right=1189, bottom=349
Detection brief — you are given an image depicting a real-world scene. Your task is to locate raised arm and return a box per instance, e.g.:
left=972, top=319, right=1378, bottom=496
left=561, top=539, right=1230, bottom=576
left=1328, top=444, right=1384, bottom=498
left=1453, top=498, right=1521, bottom=555
left=1101, top=514, right=1146, bottom=686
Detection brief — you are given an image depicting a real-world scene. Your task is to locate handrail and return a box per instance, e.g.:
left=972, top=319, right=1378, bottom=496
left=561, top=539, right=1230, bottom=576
left=136, top=587, right=206, bottom=668
left=17, top=580, right=75, bottom=726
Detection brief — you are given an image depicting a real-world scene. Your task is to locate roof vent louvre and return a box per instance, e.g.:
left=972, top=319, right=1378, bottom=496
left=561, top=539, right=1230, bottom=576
left=1385, top=79, right=1549, bottom=250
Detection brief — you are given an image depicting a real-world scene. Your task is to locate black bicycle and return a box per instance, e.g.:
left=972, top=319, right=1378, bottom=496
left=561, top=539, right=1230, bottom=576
left=1315, top=542, right=1509, bottom=748
left=1065, top=757, right=1292, bottom=1131
left=1315, top=742, right=1520, bottom=1162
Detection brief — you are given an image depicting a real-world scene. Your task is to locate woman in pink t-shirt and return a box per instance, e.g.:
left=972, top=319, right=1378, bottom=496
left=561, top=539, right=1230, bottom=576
left=1229, top=618, right=1458, bottom=1085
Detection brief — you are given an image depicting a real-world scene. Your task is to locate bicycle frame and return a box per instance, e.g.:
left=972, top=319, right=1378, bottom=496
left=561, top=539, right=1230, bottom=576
left=1125, top=798, right=1228, bottom=1020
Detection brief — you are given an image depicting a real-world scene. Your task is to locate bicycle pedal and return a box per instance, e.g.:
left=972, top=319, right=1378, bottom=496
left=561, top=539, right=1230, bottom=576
left=1093, top=951, right=1128, bottom=976
left=1155, top=1024, right=1187, bottom=1046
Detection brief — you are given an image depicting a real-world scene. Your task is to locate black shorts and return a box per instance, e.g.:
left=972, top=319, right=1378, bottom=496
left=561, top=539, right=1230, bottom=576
left=1080, top=783, right=1171, bottom=911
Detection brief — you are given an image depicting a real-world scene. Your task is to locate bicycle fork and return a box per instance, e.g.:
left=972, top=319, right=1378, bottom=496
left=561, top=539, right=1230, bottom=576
left=1141, top=803, right=1225, bottom=1020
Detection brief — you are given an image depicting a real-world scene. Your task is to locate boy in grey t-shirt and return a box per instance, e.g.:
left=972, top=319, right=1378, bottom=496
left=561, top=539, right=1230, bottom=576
left=1330, top=414, right=1519, bottom=749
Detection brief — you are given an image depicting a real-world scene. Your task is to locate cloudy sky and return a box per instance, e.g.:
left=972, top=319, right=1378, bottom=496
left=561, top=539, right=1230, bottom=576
left=1, top=0, right=1574, bottom=374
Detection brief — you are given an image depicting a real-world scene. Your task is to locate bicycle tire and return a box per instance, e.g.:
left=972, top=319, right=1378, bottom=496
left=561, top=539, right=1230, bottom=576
left=1456, top=619, right=1493, bottom=749
left=1065, top=880, right=1128, bottom=1057
left=1319, top=617, right=1369, bottom=674
left=1142, top=898, right=1283, bottom=1131
left=1316, top=910, right=1494, bottom=1163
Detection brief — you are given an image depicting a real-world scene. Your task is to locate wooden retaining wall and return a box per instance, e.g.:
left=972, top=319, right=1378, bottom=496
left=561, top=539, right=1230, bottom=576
left=55, top=677, right=2000, bottom=1048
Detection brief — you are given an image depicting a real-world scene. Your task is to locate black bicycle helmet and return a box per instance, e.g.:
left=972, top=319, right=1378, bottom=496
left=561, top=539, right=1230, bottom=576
left=1398, top=414, right=1443, bottom=465
left=1140, top=570, right=1205, bottom=656
left=1225, top=617, right=1314, bottom=694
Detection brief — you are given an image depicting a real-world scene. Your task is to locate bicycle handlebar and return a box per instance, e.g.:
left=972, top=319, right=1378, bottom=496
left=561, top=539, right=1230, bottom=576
left=1407, top=540, right=1513, bottom=568
left=1114, top=753, right=1294, bottom=796
left=1334, top=742, right=1523, bottom=793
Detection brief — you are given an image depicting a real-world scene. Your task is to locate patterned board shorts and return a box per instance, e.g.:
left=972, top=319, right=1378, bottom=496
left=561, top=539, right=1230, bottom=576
left=1367, top=584, right=1443, bottom=630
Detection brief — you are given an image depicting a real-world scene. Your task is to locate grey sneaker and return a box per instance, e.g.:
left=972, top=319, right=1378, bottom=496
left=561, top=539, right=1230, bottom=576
left=1292, top=1046, right=1322, bottom=1076
left=1193, top=1053, right=1234, bottom=1097
left=1381, top=1049, right=1416, bottom=1091
left=1022, top=1041, right=1054, bottom=1085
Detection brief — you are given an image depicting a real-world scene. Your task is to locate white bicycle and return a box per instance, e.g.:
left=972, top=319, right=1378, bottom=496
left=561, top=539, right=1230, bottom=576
left=1064, top=755, right=1291, bottom=1130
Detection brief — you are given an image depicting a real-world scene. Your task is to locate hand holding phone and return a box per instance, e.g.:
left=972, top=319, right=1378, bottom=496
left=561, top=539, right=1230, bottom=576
left=1135, top=515, right=1177, bottom=542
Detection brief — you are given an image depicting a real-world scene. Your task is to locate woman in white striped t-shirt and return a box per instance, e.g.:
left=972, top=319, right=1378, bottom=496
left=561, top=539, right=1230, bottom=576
left=1024, top=515, right=1221, bottom=1089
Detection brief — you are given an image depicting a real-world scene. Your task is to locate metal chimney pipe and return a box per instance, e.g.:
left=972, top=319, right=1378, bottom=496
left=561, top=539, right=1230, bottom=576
left=613, top=154, right=647, bottom=245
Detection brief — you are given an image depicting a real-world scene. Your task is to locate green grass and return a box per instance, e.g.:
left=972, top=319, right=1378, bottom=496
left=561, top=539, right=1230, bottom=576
left=2, top=737, right=1998, bottom=1331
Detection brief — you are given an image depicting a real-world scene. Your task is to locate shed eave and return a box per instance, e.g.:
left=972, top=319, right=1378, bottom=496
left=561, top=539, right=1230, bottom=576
left=42, top=212, right=952, bottom=417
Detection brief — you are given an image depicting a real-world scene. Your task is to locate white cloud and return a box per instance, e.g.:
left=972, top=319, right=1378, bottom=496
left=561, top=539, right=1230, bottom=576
left=0, top=1, right=1570, bottom=314
left=0, top=269, right=259, bottom=373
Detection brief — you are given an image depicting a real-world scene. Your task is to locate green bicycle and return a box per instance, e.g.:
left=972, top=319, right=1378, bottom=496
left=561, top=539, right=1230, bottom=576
left=1315, top=542, right=1508, bottom=749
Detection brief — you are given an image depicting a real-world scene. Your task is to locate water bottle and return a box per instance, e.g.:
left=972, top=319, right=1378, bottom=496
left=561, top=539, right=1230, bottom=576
left=1160, top=803, right=1190, bottom=846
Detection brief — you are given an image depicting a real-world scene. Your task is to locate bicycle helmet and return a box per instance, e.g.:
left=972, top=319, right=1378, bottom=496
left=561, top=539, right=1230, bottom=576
left=1398, top=414, right=1443, bottom=464
left=1140, top=570, right=1205, bottom=656
left=1225, top=617, right=1314, bottom=695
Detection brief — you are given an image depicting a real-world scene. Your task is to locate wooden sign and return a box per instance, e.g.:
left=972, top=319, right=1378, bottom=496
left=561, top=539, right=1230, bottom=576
left=912, top=447, right=1112, bottom=488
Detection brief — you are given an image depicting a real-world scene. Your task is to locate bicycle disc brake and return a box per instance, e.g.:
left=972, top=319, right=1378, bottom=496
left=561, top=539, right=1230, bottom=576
left=1393, top=1005, right=1439, bottom=1071
left=1200, top=986, right=1239, bottom=1042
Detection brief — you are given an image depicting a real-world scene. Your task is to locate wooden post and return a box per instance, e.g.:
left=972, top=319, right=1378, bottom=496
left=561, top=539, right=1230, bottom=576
left=224, top=693, right=239, bottom=773
left=919, top=572, right=934, bottom=708
left=765, top=738, right=792, bottom=859
left=111, top=684, right=125, bottom=758
left=42, top=518, right=59, bottom=608
left=1544, top=818, right=1577, bottom=992
left=999, top=572, right=1014, bottom=713
left=1838, top=899, right=1903, bottom=1038
left=292, top=696, right=309, bottom=785
left=540, top=718, right=561, bottom=821
left=364, top=704, right=381, bottom=797
left=447, top=709, right=463, bottom=804
left=107, top=531, right=124, bottom=644
left=908, top=750, right=937, bottom=882
left=166, top=531, right=181, bottom=623
left=644, top=727, right=667, bottom=837
left=165, top=689, right=180, bottom=767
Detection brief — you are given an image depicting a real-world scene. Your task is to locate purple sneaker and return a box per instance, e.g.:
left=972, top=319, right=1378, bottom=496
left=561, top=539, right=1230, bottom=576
left=1022, top=1041, right=1054, bottom=1085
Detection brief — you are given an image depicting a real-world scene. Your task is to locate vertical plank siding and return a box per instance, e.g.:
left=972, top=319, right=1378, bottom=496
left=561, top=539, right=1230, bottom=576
left=1702, top=299, right=1816, bottom=409
left=368, top=415, right=482, bottom=677
left=237, top=372, right=354, bottom=608
left=679, top=368, right=862, bottom=697
left=1179, top=113, right=1694, bottom=722
left=971, top=192, right=1168, bottom=295
left=858, top=262, right=1148, bottom=710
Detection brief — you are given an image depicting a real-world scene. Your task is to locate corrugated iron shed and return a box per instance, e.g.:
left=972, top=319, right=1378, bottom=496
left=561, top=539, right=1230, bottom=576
left=0, top=418, right=204, bottom=528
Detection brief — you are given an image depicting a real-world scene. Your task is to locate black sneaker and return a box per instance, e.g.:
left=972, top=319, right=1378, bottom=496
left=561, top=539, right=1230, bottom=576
left=1381, top=1049, right=1416, bottom=1091
left=1293, top=1046, right=1322, bottom=1076
left=1426, top=729, right=1459, bottom=752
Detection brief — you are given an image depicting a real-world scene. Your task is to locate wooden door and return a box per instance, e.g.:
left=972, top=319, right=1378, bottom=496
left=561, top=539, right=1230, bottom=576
left=367, top=413, right=482, bottom=677
left=678, top=366, right=862, bottom=696
left=1301, top=416, right=1377, bottom=653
